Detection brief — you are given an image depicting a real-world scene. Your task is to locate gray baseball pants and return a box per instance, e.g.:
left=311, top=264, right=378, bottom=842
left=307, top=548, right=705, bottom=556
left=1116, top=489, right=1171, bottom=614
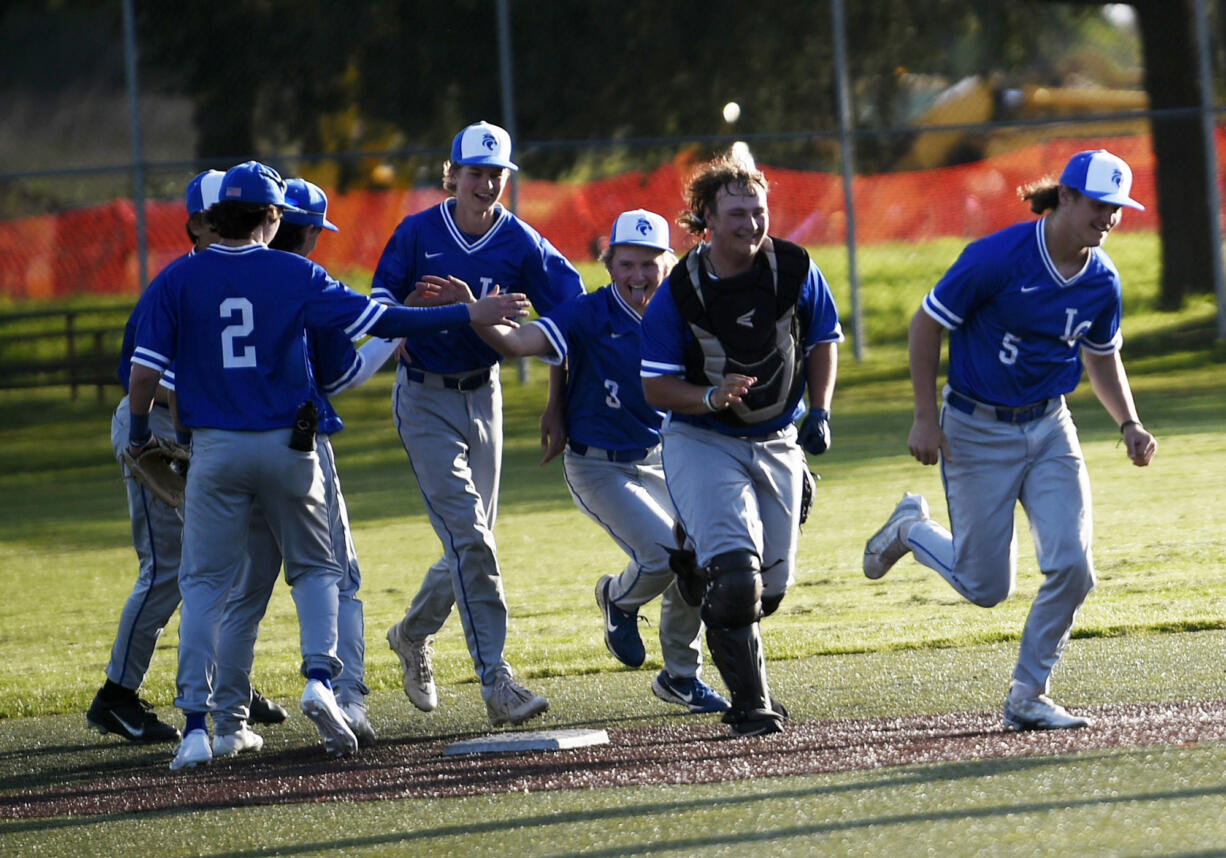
left=175, top=427, right=343, bottom=717
left=212, top=434, right=366, bottom=733
left=562, top=447, right=702, bottom=677
left=905, top=395, right=1095, bottom=696
left=105, top=397, right=182, bottom=690
left=391, top=364, right=513, bottom=688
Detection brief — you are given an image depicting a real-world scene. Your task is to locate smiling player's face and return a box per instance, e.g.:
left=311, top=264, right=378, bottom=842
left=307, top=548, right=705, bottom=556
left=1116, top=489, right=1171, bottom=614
left=1066, top=191, right=1122, bottom=249
left=453, top=165, right=508, bottom=220
left=607, top=245, right=670, bottom=313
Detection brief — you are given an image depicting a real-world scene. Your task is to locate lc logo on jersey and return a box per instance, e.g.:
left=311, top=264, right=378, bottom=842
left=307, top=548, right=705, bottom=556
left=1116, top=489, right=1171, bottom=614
left=1061, top=308, right=1091, bottom=346
left=736, top=309, right=755, bottom=328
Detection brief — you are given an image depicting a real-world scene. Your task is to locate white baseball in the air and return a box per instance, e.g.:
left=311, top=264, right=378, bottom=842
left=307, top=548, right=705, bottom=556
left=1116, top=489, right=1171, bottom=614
left=722, top=101, right=741, bottom=124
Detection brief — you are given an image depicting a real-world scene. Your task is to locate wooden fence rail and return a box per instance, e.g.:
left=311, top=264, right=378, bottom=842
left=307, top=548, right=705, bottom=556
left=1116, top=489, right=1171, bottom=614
left=0, top=305, right=130, bottom=401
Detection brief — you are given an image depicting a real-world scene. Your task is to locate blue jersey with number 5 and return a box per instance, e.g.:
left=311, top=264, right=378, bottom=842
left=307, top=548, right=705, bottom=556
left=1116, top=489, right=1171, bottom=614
left=132, top=244, right=388, bottom=430
left=922, top=218, right=1122, bottom=407
left=534, top=285, right=663, bottom=452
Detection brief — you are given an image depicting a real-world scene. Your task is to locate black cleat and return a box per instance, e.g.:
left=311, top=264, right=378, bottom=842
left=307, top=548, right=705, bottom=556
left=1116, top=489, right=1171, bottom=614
left=87, top=687, right=181, bottom=743
left=249, top=689, right=288, bottom=725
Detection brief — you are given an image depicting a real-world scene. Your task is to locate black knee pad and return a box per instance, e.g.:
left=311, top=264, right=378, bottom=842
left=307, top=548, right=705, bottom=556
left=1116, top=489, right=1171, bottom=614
left=760, top=592, right=784, bottom=618
left=702, top=549, right=761, bottom=628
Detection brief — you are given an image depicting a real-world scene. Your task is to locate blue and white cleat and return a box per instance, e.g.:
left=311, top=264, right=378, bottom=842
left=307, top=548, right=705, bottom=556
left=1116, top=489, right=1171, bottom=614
left=1004, top=694, right=1090, bottom=731
left=596, top=575, right=646, bottom=668
left=651, top=671, right=731, bottom=713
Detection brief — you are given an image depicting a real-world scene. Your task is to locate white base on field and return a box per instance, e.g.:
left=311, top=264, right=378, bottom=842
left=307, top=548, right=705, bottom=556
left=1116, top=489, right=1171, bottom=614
left=443, top=728, right=610, bottom=756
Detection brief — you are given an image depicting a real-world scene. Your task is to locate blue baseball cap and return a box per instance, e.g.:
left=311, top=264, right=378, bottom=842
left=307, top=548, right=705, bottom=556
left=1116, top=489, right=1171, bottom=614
left=282, top=178, right=339, bottom=232
left=184, top=170, right=224, bottom=214
left=1059, top=149, right=1144, bottom=211
left=609, top=209, right=671, bottom=252
left=450, top=121, right=519, bottom=172
left=218, top=161, right=303, bottom=210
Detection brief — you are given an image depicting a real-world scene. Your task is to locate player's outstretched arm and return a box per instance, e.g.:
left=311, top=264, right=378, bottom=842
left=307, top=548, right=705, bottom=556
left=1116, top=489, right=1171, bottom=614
left=1083, top=350, right=1157, bottom=467
left=473, top=318, right=550, bottom=357
left=907, top=309, right=951, bottom=465
left=466, top=286, right=531, bottom=327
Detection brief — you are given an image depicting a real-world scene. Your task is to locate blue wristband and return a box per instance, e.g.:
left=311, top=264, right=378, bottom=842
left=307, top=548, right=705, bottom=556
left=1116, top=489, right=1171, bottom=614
left=129, top=411, right=151, bottom=447
left=810, top=408, right=830, bottom=421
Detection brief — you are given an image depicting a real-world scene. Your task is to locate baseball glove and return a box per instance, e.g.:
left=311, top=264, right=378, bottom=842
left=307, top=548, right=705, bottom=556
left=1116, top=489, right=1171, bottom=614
left=123, top=438, right=191, bottom=508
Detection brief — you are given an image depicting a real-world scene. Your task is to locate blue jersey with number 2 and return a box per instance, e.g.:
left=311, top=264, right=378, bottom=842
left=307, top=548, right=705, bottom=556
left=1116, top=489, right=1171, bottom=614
left=922, top=217, right=1122, bottom=407
left=133, top=243, right=390, bottom=431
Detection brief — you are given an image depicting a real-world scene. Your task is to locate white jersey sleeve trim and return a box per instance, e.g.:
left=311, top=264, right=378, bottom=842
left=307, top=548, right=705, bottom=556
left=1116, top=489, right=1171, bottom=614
left=132, top=346, right=170, bottom=372
left=533, top=318, right=566, bottom=366
left=370, top=286, right=397, bottom=304
left=921, top=293, right=960, bottom=330
left=344, top=301, right=387, bottom=339
left=1081, top=330, right=1123, bottom=355
left=330, top=337, right=401, bottom=394
left=641, top=359, right=684, bottom=378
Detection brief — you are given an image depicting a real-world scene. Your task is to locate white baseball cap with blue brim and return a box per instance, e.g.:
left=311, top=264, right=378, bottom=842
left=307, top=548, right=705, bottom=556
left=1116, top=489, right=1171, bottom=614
left=282, top=178, right=339, bottom=232
left=450, top=121, right=519, bottom=172
left=185, top=169, right=225, bottom=214
left=1059, top=149, right=1145, bottom=211
left=218, top=161, right=304, bottom=212
left=609, top=209, right=671, bottom=252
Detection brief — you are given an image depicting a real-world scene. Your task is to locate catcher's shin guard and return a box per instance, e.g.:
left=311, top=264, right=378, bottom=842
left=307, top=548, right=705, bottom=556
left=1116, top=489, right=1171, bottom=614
left=706, top=623, right=782, bottom=734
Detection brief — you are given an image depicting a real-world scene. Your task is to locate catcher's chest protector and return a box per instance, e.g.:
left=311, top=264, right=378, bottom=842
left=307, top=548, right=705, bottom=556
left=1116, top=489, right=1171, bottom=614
left=672, top=238, right=810, bottom=427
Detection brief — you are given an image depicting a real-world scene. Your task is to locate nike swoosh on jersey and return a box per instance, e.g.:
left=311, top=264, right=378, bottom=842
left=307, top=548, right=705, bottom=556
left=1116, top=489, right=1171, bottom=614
left=1020, top=285, right=1041, bottom=293
left=611, top=332, right=628, bottom=338
left=425, top=251, right=444, bottom=259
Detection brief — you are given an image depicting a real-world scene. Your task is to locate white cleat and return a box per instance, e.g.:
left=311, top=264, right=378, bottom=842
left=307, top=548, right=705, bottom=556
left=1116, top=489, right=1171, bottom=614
left=863, top=492, right=930, bottom=580
left=1004, top=694, right=1091, bottom=731
left=169, top=728, right=213, bottom=771
left=484, top=676, right=549, bottom=727
left=300, top=679, right=359, bottom=758
left=212, top=725, right=264, bottom=757
left=341, top=700, right=377, bottom=748
left=387, top=623, right=438, bottom=712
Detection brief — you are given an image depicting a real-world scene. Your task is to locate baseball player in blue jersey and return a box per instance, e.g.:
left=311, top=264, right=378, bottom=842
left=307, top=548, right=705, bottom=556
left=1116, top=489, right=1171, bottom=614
left=87, top=169, right=285, bottom=744
left=862, top=149, right=1158, bottom=731
left=127, top=161, right=529, bottom=770
left=210, top=179, right=398, bottom=756
left=475, top=209, right=731, bottom=714
left=373, top=121, right=584, bottom=727
left=641, top=151, right=842, bottom=737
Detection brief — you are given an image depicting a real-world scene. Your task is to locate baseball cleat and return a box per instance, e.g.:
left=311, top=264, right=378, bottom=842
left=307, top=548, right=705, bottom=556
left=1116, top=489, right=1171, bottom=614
left=212, top=725, right=264, bottom=757
left=86, top=686, right=181, bottom=744
left=724, top=707, right=786, bottom=738
left=1003, top=694, right=1091, bottom=731
left=387, top=623, right=438, bottom=712
left=249, top=689, right=288, bottom=725
left=300, top=679, right=359, bottom=758
left=595, top=575, right=646, bottom=668
left=863, top=492, right=930, bottom=580
left=341, top=700, right=378, bottom=748
left=484, top=676, right=549, bottom=727
left=651, top=670, right=731, bottom=713
left=169, top=728, right=213, bottom=771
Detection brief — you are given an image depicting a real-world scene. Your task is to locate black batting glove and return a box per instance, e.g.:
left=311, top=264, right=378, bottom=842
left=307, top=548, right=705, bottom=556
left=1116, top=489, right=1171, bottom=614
left=799, top=408, right=831, bottom=455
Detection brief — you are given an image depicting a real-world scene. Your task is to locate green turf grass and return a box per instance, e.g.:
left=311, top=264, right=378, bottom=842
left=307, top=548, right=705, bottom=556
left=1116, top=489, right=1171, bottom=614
left=1, top=232, right=1224, bottom=853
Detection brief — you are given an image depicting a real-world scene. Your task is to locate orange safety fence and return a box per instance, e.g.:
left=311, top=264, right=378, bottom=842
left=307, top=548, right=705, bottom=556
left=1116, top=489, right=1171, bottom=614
left=0, top=132, right=1193, bottom=300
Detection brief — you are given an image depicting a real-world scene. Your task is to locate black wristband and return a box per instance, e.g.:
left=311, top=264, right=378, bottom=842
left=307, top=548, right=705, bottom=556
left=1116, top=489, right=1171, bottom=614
left=1119, top=419, right=1141, bottom=434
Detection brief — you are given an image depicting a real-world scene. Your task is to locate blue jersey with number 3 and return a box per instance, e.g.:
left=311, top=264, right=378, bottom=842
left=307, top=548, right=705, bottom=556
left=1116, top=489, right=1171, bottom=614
left=132, top=244, right=389, bottom=430
left=922, top=218, right=1122, bottom=407
left=371, top=199, right=584, bottom=373
left=534, top=285, right=663, bottom=452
